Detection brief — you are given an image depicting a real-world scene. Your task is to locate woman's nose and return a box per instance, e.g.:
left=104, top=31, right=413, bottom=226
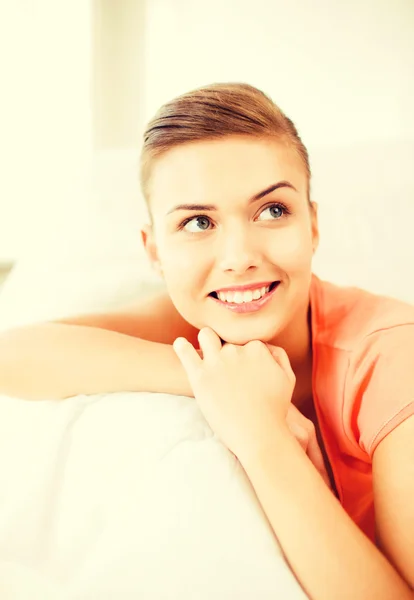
left=216, top=228, right=261, bottom=274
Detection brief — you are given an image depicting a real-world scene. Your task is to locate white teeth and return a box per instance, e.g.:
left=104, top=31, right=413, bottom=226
left=217, top=285, right=271, bottom=304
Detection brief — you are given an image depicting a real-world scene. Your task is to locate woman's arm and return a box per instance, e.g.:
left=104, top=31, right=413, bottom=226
left=373, top=415, right=414, bottom=589
left=0, top=290, right=198, bottom=400
left=173, top=327, right=414, bottom=598
left=0, top=323, right=195, bottom=400
left=239, top=421, right=414, bottom=600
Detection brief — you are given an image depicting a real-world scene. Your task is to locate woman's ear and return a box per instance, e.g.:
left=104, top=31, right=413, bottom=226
left=310, top=201, right=319, bottom=254
left=140, top=224, right=163, bottom=277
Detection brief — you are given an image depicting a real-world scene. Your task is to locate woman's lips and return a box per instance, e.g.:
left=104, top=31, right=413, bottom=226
left=208, top=281, right=280, bottom=314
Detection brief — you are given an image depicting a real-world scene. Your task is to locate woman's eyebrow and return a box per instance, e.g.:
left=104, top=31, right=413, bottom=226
left=166, top=181, right=297, bottom=215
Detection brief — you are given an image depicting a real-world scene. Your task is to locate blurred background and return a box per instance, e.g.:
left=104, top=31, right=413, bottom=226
left=0, top=0, right=413, bottom=324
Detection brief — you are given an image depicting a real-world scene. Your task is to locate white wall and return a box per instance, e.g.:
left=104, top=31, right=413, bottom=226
left=93, top=0, right=146, bottom=149
left=0, top=1, right=93, bottom=262
left=143, top=0, right=414, bottom=147
left=0, top=0, right=149, bottom=263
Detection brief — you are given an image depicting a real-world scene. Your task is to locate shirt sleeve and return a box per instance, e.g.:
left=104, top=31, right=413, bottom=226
left=347, top=323, right=414, bottom=458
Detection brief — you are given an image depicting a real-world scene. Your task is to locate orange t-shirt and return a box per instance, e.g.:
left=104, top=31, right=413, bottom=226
left=310, top=274, right=414, bottom=543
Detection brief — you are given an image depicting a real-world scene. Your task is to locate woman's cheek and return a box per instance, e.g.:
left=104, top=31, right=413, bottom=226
left=161, top=248, right=207, bottom=302
left=166, top=242, right=212, bottom=275
left=269, top=227, right=313, bottom=270
left=159, top=242, right=191, bottom=272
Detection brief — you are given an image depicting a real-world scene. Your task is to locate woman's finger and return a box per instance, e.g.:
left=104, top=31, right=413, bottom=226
left=173, top=337, right=202, bottom=373
left=197, top=327, right=223, bottom=361
left=306, top=431, right=332, bottom=489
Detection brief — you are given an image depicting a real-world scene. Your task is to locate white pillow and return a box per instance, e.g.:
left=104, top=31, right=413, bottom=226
left=0, top=391, right=307, bottom=599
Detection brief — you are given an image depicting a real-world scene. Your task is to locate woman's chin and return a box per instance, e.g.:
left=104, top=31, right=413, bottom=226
left=217, top=327, right=278, bottom=346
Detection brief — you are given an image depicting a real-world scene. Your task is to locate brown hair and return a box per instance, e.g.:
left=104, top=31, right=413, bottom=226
left=140, top=82, right=311, bottom=218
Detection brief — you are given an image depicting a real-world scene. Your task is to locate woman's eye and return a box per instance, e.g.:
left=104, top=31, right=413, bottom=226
left=179, top=203, right=289, bottom=232
left=257, top=203, right=287, bottom=221
left=181, top=215, right=212, bottom=232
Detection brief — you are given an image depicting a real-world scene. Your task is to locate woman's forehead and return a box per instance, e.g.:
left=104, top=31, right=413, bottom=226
left=149, top=137, right=307, bottom=210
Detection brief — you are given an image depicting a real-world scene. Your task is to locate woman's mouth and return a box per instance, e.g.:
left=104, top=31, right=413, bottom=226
left=208, top=281, right=280, bottom=314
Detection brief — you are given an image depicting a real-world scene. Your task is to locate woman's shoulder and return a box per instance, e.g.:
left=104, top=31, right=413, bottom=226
left=310, top=273, right=414, bottom=352
left=310, top=275, right=414, bottom=458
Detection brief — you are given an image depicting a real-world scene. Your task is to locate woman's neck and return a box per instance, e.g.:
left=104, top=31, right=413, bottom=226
left=269, top=304, right=314, bottom=410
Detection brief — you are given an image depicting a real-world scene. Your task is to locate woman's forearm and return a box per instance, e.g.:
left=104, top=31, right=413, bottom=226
left=239, top=431, right=412, bottom=600
left=0, top=323, right=193, bottom=400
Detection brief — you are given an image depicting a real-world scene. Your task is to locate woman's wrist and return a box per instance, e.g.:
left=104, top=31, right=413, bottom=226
left=149, top=341, right=195, bottom=397
left=236, top=421, right=292, bottom=469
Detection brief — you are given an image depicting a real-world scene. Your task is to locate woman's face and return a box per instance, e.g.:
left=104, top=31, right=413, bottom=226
left=141, top=136, right=319, bottom=345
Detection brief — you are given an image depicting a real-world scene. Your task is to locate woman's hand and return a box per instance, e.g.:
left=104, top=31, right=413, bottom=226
left=173, top=327, right=296, bottom=461
left=176, top=327, right=332, bottom=489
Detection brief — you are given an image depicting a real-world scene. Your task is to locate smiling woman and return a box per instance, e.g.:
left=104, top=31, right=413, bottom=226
left=137, top=83, right=414, bottom=598
left=1, top=82, right=414, bottom=599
